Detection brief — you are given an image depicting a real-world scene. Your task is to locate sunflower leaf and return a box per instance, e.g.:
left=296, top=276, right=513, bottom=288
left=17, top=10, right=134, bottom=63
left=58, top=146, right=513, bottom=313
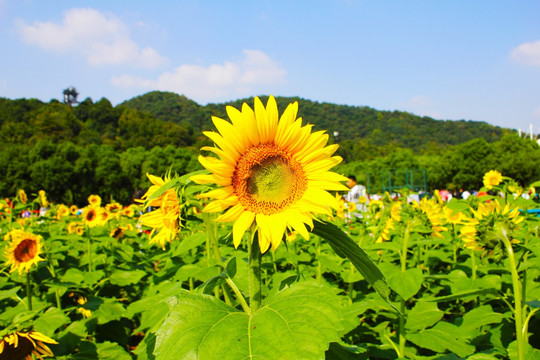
left=312, top=220, right=391, bottom=304
left=153, top=281, right=343, bottom=360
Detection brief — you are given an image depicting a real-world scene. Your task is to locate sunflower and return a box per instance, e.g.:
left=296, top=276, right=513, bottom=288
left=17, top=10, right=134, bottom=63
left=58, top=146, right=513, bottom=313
left=412, top=197, right=448, bottom=238
left=38, top=190, right=49, bottom=208
left=18, top=189, right=28, bottom=204
left=82, top=206, right=105, bottom=228
left=459, top=218, right=480, bottom=250
left=0, top=330, right=57, bottom=359
left=3, top=229, right=45, bottom=274
left=105, top=202, right=122, bottom=220
left=443, top=207, right=468, bottom=225
left=87, top=194, right=101, bottom=207
left=56, top=204, right=70, bottom=220
left=69, top=205, right=79, bottom=215
left=138, top=174, right=183, bottom=250
left=121, top=205, right=136, bottom=218
left=191, top=96, right=348, bottom=252
left=483, top=170, right=503, bottom=189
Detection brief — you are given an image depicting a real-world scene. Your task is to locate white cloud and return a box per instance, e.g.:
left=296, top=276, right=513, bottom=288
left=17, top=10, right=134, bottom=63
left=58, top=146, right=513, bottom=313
left=511, top=40, right=540, bottom=67
left=15, top=7, right=167, bottom=68
left=111, top=49, right=287, bottom=102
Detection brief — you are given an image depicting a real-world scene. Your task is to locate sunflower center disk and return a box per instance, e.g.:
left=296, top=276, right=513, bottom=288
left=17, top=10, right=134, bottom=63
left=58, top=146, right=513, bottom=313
left=234, top=144, right=307, bottom=215
left=15, top=239, right=37, bottom=262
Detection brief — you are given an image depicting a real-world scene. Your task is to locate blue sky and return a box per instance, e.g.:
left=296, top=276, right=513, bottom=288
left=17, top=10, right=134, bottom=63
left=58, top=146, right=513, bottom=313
left=1, top=0, right=540, bottom=133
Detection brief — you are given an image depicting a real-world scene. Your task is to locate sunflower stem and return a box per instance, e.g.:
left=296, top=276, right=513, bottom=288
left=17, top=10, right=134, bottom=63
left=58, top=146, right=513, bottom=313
left=86, top=227, right=93, bottom=272
left=248, top=234, right=262, bottom=314
left=501, top=230, right=525, bottom=360
left=470, top=249, right=477, bottom=280
left=225, top=277, right=250, bottom=314
left=204, top=212, right=233, bottom=305
left=26, top=272, right=33, bottom=311
left=316, top=236, right=322, bottom=283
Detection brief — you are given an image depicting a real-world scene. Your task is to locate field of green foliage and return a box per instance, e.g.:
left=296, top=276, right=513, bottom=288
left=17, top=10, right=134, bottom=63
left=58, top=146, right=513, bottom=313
left=0, top=171, right=539, bottom=360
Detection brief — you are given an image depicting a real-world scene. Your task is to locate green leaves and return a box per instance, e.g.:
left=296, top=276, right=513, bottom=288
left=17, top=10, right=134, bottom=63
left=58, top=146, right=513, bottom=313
left=312, top=220, right=390, bottom=302
left=153, top=281, right=344, bottom=360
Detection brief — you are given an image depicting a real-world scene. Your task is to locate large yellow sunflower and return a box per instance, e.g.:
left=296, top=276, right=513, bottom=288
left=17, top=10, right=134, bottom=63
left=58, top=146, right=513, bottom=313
left=3, top=229, right=45, bottom=274
left=191, top=96, right=348, bottom=252
left=0, top=330, right=57, bottom=359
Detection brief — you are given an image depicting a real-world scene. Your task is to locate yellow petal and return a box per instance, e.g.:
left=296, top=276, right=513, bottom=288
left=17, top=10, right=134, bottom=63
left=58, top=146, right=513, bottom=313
left=254, top=97, right=270, bottom=143
left=275, top=101, right=298, bottom=146
left=198, top=155, right=234, bottom=178
left=303, top=156, right=343, bottom=174
left=216, top=203, right=245, bottom=222
left=233, top=211, right=255, bottom=248
left=241, top=102, right=260, bottom=146
left=212, top=116, right=249, bottom=154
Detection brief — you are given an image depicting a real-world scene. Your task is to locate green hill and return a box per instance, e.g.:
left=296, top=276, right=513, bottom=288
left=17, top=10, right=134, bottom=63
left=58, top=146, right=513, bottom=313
left=122, top=92, right=508, bottom=151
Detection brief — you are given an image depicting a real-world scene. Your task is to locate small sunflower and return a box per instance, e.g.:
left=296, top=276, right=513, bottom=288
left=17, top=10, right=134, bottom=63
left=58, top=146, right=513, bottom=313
left=121, top=205, right=137, bottom=217
left=139, top=174, right=183, bottom=250
left=3, top=229, right=45, bottom=274
left=412, top=197, right=448, bottom=238
left=0, top=330, right=57, bottom=359
left=87, top=194, right=102, bottom=207
left=105, top=202, right=122, bottom=220
left=56, top=204, right=70, bottom=220
left=18, top=189, right=28, bottom=204
left=191, top=96, right=348, bottom=252
left=67, top=222, right=83, bottom=235
left=459, top=218, right=480, bottom=250
left=443, top=207, right=468, bottom=225
left=82, top=206, right=105, bottom=228
left=38, top=190, right=49, bottom=208
left=483, top=170, right=503, bottom=189
left=69, top=205, right=79, bottom=215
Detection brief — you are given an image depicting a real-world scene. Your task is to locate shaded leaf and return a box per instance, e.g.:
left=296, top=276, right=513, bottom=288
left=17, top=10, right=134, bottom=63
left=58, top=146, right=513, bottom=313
left=312, top=220, right=390, bottom=302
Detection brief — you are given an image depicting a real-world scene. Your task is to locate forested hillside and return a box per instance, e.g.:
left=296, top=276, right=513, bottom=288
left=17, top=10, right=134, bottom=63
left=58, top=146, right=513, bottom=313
left=0, top=91, right=537, bottom=205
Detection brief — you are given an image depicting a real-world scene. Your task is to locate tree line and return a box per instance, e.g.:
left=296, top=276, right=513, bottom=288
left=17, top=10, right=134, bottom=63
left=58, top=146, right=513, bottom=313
left=0, top=92, right=536, bottom=204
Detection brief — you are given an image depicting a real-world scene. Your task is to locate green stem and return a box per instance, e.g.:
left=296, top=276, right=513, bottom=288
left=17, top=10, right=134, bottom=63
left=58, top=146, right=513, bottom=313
left=225, top=277, right=250, bottom=313
left=26, top=272, right=33, bottom=311
left=248, top=233, right=262, bottom=314
left=501, top=233, right=524, bottom=360
left=398, top=298, right=406, bottom=358
left=86, top=227, right=93, bottom=272
left=204, top=213, right=233, bottom=305
left=316, top=236, right=322, bottom=283
left=397, top=223, right=411, bottom=359
left=470, top=249, right=477, bottom=281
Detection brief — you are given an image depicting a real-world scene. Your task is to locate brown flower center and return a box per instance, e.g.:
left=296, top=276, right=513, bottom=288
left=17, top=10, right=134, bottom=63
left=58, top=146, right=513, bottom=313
left=14, top=239, right=37, bottom=262
left=232, top=144, right=307, bottom=215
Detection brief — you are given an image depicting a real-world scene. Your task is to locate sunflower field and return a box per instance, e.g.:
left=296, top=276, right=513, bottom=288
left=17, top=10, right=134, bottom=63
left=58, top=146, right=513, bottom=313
left=0, top=97, right=539, bottom=360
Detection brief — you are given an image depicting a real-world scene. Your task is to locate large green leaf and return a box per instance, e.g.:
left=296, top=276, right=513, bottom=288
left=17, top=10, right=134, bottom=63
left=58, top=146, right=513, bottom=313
left=386, top=267, right=423, bottom=301
left=33, top=307, right=70, bottom=336
left=459, top=305, right=504, bottom=337
left=96, top=341, right=132, bottom=360
left=312, top=220, right=390, bottom=302
left=153, top=281, right=343, bottom=360
left=406, top=321, right=475, bottom=358
left=109, top=269, right=146, bottom=286
left=405, top=301, right=444, bottom=331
